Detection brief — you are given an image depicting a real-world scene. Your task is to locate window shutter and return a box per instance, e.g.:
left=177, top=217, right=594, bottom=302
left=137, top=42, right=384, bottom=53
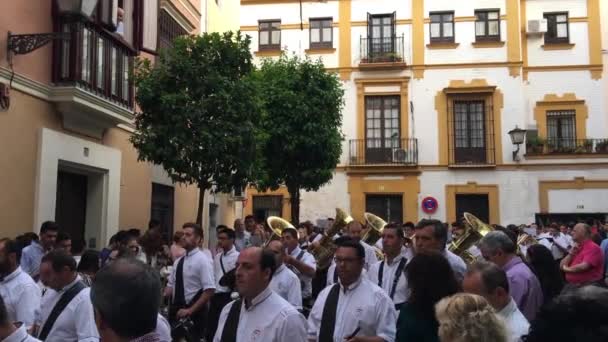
left=99, top=0, right=118, bottom=31
left=141, top=0, right=159, bottom=52
left=367, top=12, right=372, bottom=38
left=391, top=11, right=396, bottom=37
left=123, top=0, right=134, bottom=44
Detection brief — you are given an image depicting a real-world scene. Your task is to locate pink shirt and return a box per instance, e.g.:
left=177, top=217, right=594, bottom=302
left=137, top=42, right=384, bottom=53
left=566, top=239, right=604, bottom=285
left=170, top=243, right=186, bottom=262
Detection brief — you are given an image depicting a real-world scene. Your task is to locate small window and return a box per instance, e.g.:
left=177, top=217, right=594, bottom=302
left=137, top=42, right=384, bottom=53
left=259, top=20, right=281, bottom=50
left=430, top=11, right=455, bottom=43
left=310, top=18, right=333, bottom=49
left=475, top=9, right=500, bottom=41
left=544, top=12, right=569, bottom=44
left=547, top=110, right=576, bottom=148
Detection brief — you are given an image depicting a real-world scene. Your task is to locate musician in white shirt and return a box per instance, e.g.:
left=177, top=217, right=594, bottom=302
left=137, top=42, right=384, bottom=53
left=282, top=229, right=316, bottom=304
left=368, top=225, right=410, bottom=309
left=266, top=240, right=302, bottom=310
left=547, top=225, right=571, bottom=261
left=208, top=227, right=240, bottom=341
left=213, top=247, right=307, bottom=342
left=0, top=295, right=40, bottom=342
left=0, top=239, right=40, bottom=329
left=308, top=238, right=396, bottom=342
left=462, top=261, right=529, bottom=342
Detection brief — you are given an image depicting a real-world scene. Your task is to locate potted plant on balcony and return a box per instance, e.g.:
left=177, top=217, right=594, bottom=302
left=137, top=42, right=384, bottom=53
left=596, top=140, right=608, bottom=153
left=526, top=136, right=545, bottom=154
left=579, top=139, right=594, bottom=153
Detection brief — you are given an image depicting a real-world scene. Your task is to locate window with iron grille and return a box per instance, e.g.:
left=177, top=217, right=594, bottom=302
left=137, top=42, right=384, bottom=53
left=310, top=18, right=333, bottom=49
left=430, top=11, right=455, bottom=43
left=159, top=9, right=187, bottom=52
left=451, top=100, right=493, bottom=164
left=475, top=9, right=500, bottom=41
left=544, top=12, right=569, bottom=44
left=365, top=96, right=400, bottom=163
left=547, top=110, right=576, bottom=148
left=259, top=20, right=281, bottom=50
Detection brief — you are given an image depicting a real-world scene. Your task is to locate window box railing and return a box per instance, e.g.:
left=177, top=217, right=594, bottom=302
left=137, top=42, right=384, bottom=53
left=526, top=138, right=608, bottom=155
left=349, top=138, right=418, bottom=165
left=360, top=35, right=405, bottom=64
left=53, top=19, right=136, bottom=109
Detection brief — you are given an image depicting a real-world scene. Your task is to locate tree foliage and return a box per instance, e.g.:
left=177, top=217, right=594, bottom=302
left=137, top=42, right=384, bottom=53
left=131, top=31, right=261, bottom=224
left=252, top=55, right=345, bottom=223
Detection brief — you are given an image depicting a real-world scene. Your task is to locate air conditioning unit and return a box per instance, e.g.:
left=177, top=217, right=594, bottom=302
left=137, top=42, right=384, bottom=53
left=392, top=148, right=408, bottom=163
left=230, top=186, right=247, bottom=201
left=527, top=19, right=548, bottom=35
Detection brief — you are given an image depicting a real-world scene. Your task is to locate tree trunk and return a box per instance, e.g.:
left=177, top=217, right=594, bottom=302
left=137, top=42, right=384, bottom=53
left=196, top=184, right=206, bottom=226
left=288, top=185, right=300, bottom=225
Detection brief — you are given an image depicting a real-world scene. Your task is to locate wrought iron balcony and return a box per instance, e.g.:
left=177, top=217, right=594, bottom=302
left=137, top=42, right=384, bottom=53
left=53, top=19, right=136, bottom=110
left=526, top=138, right=608, bottom=156
left=360, top=35, right=405, bottom=65
left=349, top=138, right=418, bottom=166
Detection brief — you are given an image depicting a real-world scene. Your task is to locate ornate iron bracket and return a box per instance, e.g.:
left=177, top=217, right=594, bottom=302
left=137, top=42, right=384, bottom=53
left=6, top=31, right=70, bottom=65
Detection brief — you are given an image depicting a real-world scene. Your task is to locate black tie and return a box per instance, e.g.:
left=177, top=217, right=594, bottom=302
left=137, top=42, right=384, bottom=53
left=319, top=284, right=340, bottom=342
left=174, top=256, right=186, bottom=306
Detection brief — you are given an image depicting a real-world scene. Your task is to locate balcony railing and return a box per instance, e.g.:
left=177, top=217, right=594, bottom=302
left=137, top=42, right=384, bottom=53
left=526, top=138, right=608, bottom=155
left=349, top=138, right=418, bottom=165
left=53, top=19, right=136, bottom=109
left=360, top=35, right=405, bottom=64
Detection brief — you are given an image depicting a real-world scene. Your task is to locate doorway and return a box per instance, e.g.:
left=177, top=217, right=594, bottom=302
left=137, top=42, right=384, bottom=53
left=455, top=194, right=490, bottom=223
left=252, top=195, right=283, bottom=223
left=55, top=170, right=88, bottom=245
left=151, top=183, right=175, bottom=242
left=365, top=194, right=403, bottom=223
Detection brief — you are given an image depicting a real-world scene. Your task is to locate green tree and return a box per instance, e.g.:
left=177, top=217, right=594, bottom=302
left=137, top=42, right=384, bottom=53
left=252, top=55, right=345, bottom=224
left=131, top=32, right=260, bottom=225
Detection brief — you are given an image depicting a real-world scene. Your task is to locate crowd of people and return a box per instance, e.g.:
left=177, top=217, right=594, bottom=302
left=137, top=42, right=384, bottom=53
left=0, top=214, right=607, bottom=342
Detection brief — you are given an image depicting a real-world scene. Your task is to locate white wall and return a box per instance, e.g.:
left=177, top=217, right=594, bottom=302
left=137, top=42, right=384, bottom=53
left=300, top=171, right=350, bottom=222
left=548, top=189, right=608, bottom=213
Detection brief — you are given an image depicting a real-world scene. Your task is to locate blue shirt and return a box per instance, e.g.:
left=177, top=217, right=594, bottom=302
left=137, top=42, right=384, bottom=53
left=20, top=242, right=45, bottom=278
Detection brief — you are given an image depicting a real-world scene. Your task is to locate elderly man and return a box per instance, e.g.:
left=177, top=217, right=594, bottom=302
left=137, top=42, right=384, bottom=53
left=213, top=247, right=307, bottom=341
left=233, top=219, right=250, bottom=252
left=266, top=240, right=302, bottom=310
left=479, top=231, right=543, bottom=321
left=561, top=223, right=604, bottom=287
left=463, top=261, right=529, bottom=342
left=413, top=219, right=467, bottom=282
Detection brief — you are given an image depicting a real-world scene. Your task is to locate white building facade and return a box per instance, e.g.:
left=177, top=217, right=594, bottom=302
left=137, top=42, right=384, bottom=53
left=240, top=0, right=607, bottom=226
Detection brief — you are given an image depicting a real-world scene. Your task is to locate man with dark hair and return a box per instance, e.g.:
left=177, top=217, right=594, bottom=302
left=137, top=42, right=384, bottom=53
left=36, top=250, right=98, bottom=341
left=165, top=222, right=215, bottom=340
left=267, top=240, right=302, bottom=310
left=463, top=261, right=529, bottom=342
left=213, top=247, right=306, bottom=341
left=414, top=219, right=467, bottom=281
left=55, top=232, right=72, bottom=256
left=21, top=221, right=59, bottom=279
left=207, top=227, right=239, bottom=342
left=282, top=227, right=316, bottom=310
left=479, top=231, right=543, bottom=321
left=0, top=294, right=41, bottom=341
left=368, top=224, right=410, bottom=311
left=0, top=239, right=40, bottom=329
left=308, top=238, right=396, bottom=341
left=244, top=215, right=256, bottom=234
left=90, top=258, right=165, bottom=342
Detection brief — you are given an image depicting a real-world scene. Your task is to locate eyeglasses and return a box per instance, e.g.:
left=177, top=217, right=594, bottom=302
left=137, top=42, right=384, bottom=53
left=334, top=257, right=360, bottom=265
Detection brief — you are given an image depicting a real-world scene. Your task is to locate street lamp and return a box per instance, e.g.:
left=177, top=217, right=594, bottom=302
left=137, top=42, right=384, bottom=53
left=6, top=0, right=98, bottom=59
left=508, top=126, right=527, bottom=161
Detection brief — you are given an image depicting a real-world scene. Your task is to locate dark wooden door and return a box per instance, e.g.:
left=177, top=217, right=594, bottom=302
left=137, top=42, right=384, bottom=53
left=151, top=183, right=174, bottom=242
left=365, top=195, right=403, bottom=224
left=454, top=101, right=486, bottom=164
left=55, top=171, right=87, bottom=244
left=456, top=194, right=489, bottom=223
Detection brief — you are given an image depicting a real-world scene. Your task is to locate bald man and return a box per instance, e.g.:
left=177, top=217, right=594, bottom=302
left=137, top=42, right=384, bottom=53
left=266, top=240, right=302, bottom=310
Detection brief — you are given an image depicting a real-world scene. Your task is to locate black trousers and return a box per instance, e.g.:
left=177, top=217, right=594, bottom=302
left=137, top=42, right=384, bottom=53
left=170, top=292, right=207, bottom=342
left=206, top=292, right=233, bottom=342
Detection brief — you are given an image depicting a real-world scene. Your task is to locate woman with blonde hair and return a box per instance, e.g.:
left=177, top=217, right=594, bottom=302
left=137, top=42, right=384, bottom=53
left=435, top=293, right=508, bottom=342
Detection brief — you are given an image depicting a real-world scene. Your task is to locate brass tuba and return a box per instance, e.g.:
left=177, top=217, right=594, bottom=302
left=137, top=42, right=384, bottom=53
left=449, top=213, right=493, bottom=264
left=309, top=208, right=353, bottom=270
left=363, top=213, right=387, bottom=261
left=265, top=216, right=294, bottom=247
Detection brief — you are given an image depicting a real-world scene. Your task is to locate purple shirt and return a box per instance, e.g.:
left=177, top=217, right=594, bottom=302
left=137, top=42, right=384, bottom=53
left=502, top=256, right=544, bottom=322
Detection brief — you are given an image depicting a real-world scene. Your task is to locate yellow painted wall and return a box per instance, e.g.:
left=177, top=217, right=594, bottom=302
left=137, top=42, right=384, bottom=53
left=206, top=0, right=240, bottom=33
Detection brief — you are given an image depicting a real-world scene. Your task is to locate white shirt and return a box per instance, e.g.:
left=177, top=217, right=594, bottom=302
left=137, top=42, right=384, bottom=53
left=326, top=264, right=367, bottom=287
left=360, top=241, right=379, bottom=270
left=3, top=325, right=41, bottom=342
left=308, top=276, right=396, bottom=342
left=270, top=264, right=302, bottom=310
left=549, top=233, right=571, bottom=260
left=498, top=298, right=530, bottom=342
left=213, top=286, right=307, bottom=342
left=0, top=267, right=41, bottom=328
left=37, top=277, right=99, bottom=342
left=168, top=249, right=216, bottom=303
left=287, top=247, right=316, bottom=299
left=214, top=246, right=239, bottom=294
left=444, top=248, right=467, bottom=282
left=155, top=314, right=171, bottom=342
left=367, top=248, right=410, bottom=305
left=537, top=233, right=553, bottom=250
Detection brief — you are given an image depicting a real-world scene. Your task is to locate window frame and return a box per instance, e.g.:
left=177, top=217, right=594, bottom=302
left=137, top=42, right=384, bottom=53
left=474, top=9, right=501, bottom=42
left=544, top=12, right=570, bottom=44
left=546, top=110, right=576, bottom=149
left=429, top=11, right=455, bottom=43
left=309, top=17, right=333, bottom=49
left=258, top=19, right=281, bottom=51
